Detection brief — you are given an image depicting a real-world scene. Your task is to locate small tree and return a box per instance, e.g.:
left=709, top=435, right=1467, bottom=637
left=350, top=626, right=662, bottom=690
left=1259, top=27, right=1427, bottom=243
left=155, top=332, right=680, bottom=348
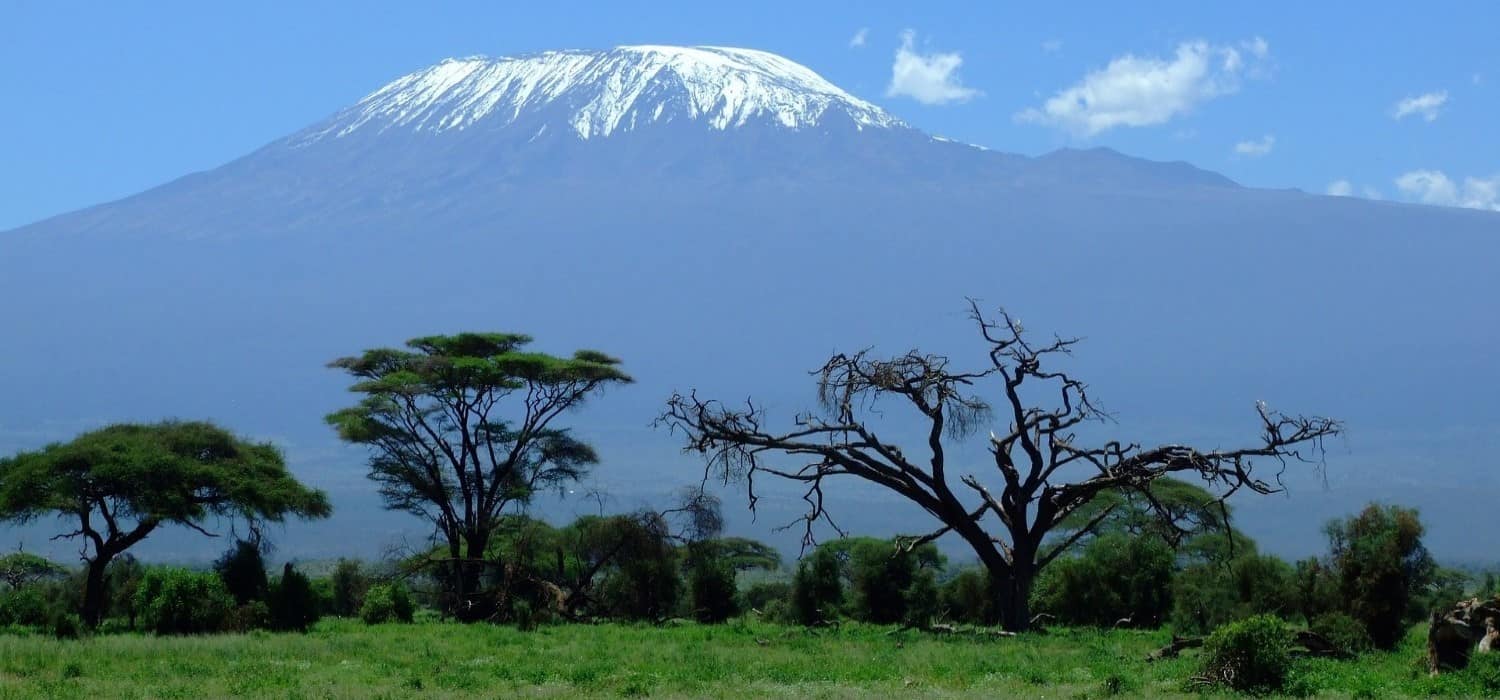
left=687, top=551, right=740, bottom=623
left=268, top=563, right=321, bottom=632
left=1033, top=532, right=1175, bottom=628
left=663, top=302, right=1340, bottom=630
left=1325, top=504, right=1434, bottom=649
left=0, top=421, right=331, bottom=627
left=327, top=333, right=630, bottom=620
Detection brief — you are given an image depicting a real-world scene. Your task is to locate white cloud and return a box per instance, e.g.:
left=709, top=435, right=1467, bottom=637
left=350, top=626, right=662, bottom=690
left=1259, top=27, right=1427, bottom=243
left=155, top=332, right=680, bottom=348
left=849, top=28, right=868, bottom=49
left=1234, top=134, right=1275, bottom=157
left=1326, top=180, right=1354, bottom=197
left=1363, top=186, right=1383, bottom=200
left=1241, top=36, right=1270, bottom=59
left=1395, top=170, right=1500, bottom=211
left=886, top=30, right=980, bottom=105
left=1392, top=91, right=1448, bottom=122
left=1041, top=39, right=1063, bottom=53
left=1016, top=39, right=1267, bottom=136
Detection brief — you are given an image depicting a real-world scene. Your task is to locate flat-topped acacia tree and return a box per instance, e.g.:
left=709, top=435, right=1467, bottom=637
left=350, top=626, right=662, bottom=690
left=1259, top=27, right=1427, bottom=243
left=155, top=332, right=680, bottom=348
left=661, top=301, right=1342, bottom=631
left=326, top=333, right=631, bottom=620
left=0, top=421, right=332, bottom=627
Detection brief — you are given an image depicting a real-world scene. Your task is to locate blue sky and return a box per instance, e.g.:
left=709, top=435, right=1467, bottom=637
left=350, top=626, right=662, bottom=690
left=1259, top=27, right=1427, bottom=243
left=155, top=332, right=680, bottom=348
left=3, top=1, right=1496, bottom=230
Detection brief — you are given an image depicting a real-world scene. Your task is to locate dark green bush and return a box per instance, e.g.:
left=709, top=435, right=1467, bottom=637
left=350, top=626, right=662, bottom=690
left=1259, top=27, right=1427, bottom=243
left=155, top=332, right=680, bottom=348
left=134, top=568, right=234, bottom=635
left=1198, top=614, right=1293, bottom=695
left=267, top=563, right=321, bottom=632
left=224, top=601, right=272, bottom=632
left=1324, top=504, right=1434, bottom=650
left=0, top=587, right=54, bottom=628
left=213, top=540, right=268, bottom=605
left=790, top=547, right=842, bottom=625
left=1309, top=612, right=1373, bottom=655
left=1171, top=552, right=1298, bottom=635
left=51, top=613, right=83, bottom=640
left=940, top=568, right=994, bottom=624
left=328, top=559, right=369, bottom=617
left=1033, top=533, right=1175, bottom=628
left=739, top=581, right=790, bottom=614
left=903, top=569, right=940, bottom=628
left=688, top=557, right=739, bottom=624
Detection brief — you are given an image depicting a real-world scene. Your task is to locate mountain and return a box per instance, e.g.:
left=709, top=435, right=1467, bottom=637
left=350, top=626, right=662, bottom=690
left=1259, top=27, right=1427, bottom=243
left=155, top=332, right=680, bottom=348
left=2, top=46, right=1498, bottom=562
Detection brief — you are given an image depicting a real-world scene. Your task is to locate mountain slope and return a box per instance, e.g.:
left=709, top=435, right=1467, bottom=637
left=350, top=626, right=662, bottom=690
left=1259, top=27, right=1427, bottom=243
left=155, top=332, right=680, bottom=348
left=1, top=46, right=1497, bottom=562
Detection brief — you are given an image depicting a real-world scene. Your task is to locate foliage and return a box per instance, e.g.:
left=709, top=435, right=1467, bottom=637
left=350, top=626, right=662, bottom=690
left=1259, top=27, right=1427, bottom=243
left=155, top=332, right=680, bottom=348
left=1198, top=614, right=1293, bottom=695
left=686, top=551, right=739, bottom=624
left=941, top=568, right=995, bottom=624
left=739, top=581, right=791, bottom=616
left=903, top=569, right=940, bottom=628
left=1325, top=504, right=1434, bottom=649
left=1309, top=612, right=1373, bottom=655
left=328, top=559, right=370, bottom=617
left=790, top=546, right=842, bottom=625
left=0, top=421, right=331, bottom=626
left=0, top=586, right=55, bottom=628
left=1032, top=533, right=1174, bottom=628
left=105, top=555, right=147, bottom=627
left=214, top=540, right=269, bottom=605
left=224, top=601, right=272, bottom=632
left=1294, top=556, right=1340, bottom=622
left=1171, top=548, right=1298, bottom=635
left=814, top=537, right=943, bottom=624
left=134, top=568, right=234, bottom=635
left=326, top=333, right=630, bottom=620
left=360, top=582, right=415, bottom=624
left=268, top=563, right=321, bottom=632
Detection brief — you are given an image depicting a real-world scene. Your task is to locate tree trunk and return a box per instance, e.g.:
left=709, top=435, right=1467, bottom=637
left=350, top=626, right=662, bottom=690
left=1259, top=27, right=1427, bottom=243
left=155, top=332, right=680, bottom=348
left=454, top=532, right=491, bottom=622
left=80, top=556, right=111, bottom=628
left=998, top=568, right=1035, bottom=632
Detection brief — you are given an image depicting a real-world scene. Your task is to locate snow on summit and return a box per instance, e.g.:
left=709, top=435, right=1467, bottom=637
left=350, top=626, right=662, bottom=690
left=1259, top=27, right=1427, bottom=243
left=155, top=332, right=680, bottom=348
left=297, top=45, right=904, bottom=143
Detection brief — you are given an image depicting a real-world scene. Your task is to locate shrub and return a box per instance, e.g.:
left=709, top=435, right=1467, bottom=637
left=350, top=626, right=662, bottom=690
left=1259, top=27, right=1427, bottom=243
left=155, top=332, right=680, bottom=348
left=224, top=601, right=272, bottom=632
left=134, top=568, right=234, bottom=635
left=1171, top=553, right=1298, bottom=635
left=267, top=563, right=321, bottom=632
left=328, top=559, right=369, bottom=617
left=361, top=582, right=415, bottom=624
left=1033, top=533, right=1174, bottom=628
left=1308, top=612, right=1373, bottom=655
left=688, top=557, right=739, bottom=624
left=1198, top=614, right=1293, bottom=695
left=941, top=568, right=994, bottom=624
left=903, top=569, right=940, bottom=628
left=51, top=613, right=84, bottom=640
left=790, top=547, right=842, bottom=625
left=0, top=587, right=54, bottom=628
left=739, top=581, right=791, bottom=614
left=213, top=540, right=269, bottom=605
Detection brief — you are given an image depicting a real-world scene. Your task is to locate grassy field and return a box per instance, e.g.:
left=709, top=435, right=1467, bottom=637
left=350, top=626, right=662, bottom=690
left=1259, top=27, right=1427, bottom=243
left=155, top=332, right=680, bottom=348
left=0, top=618, right=1493, bottom=698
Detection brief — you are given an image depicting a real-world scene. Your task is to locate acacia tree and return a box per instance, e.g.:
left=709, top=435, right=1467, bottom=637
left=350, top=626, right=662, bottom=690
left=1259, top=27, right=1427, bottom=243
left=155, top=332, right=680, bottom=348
left=326, top=333, right=630, bottom=620
left=662, top=302, right=1341, bottom=631
left=0, top=421, right=332, bottom=627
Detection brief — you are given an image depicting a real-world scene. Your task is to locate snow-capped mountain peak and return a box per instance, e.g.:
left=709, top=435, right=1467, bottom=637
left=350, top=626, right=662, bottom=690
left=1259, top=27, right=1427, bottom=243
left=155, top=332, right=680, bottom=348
left=297, top=45, right=905, bottom=143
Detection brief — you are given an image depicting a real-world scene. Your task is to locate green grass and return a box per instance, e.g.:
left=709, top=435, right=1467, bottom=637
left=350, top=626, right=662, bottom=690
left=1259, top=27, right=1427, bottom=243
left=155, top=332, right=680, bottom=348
left=0, top=619, right=1493, bottom=698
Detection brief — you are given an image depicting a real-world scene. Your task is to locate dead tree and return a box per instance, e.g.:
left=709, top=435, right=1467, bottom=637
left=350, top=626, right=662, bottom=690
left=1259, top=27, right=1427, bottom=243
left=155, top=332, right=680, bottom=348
left=660, top=301, right=1340, bottom=631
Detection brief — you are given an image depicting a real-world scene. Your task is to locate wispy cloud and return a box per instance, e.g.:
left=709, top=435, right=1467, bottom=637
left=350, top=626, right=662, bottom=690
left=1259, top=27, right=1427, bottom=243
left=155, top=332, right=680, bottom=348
left=848, top=28, right=869, bottom=49
left=1041, top=39, right=1063, bottom=53
left=886, top=30, right=980, bottom=105
left=1326, top=180, right=1354, bottom=197
left=1392, top=91, right=1448, bottom=122
left=1017, top=39, right=1268, bottom=136
left=1395, top=170, right=1500, bottom=210
left=1234, top=134, right=1275, bottom=158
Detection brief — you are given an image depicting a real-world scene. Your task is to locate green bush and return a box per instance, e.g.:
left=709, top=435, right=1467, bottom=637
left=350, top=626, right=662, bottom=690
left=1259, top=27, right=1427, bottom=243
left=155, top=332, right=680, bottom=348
left=50, top=613, right=84, bottom=640
left=328, top=559, right=369, bottom=617
left=0, top=587, right=55, bottom=628
left=360, top=582, right=415, bottom=624
left=903, top=569, right=940, bottom=628
left=213, top=540, right=269, bottom=605
left=1032, top=533, right=1174, bottom=628
left=940, top=568, right=994, bottom=625
left=267, top=563, right=321, bottom=631
left=688, top=557, right=739, bottom=624
left=1198, top=614, right=1293, bottom=695
left=1308, top=612, right=1373, bottom=655
left=790, top=547, right=842, bottom=625
left=224, top=601, right=272, bottom=632
left=134, top=568, right=234, bottom=635
left=739, top=581, right=791, bottom=614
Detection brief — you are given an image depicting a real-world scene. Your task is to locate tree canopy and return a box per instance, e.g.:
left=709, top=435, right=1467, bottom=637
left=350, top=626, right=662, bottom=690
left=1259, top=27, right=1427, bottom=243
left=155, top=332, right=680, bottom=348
left=0, top=420, right=331, bottom=625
